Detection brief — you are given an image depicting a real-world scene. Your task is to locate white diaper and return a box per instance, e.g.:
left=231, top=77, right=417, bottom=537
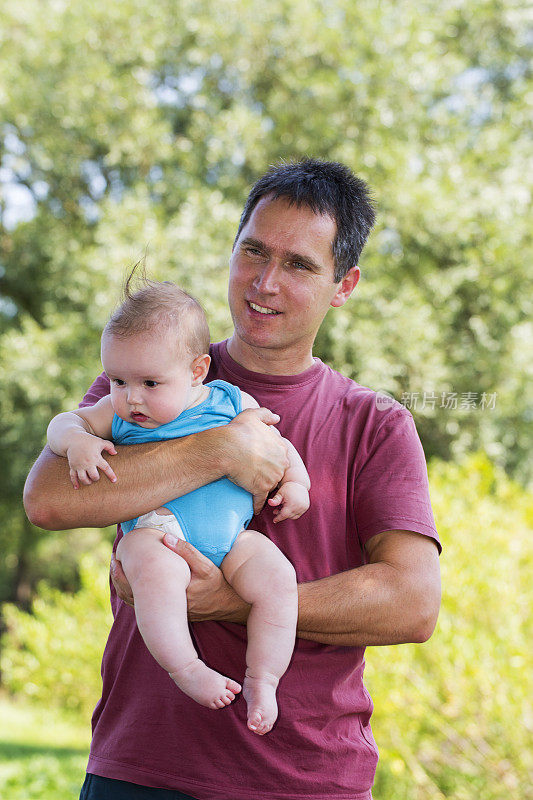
left=132, top=510, right=186, bottom=541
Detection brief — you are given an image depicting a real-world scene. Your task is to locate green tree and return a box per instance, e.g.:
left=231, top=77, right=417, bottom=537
left=1, top=544, right=112, bottom=716
left=1, top=0, right=531, bottom=603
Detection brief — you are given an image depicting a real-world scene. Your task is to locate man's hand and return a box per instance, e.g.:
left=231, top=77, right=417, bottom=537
left=110, top=551, right=134, bottom=606
left=110, top=537, right=250, bottom=624
left=224, top=408, right=289, bottom=513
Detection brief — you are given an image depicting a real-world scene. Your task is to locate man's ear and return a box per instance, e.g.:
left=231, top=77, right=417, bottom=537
left=330, top=266, right=360, bottom=308
left=191, top=354, right=211, bottom=385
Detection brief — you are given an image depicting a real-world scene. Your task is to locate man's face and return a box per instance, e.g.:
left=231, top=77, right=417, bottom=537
left=228, top=195, right=358, bottom=371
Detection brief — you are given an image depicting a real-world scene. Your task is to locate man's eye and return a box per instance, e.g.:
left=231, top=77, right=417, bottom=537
left=145, top=380, right=158, bottom=388
left=245, top=246, right=263, bottom=257
left=292, top=261, right=309, bottom=270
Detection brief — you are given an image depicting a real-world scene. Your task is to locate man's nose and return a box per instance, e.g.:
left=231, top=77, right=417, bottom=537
left=253, top=262, right=280, bottom=293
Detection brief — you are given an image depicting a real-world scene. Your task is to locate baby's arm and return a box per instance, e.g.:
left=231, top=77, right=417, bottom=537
left=47, top=396, right=117, bottom=489
left=267, top=439, right=310, bottom=523
left=240, top=391, right=310, bottom=523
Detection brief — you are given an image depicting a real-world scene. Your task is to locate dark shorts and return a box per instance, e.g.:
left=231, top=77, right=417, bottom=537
left=80, top=774, right=198, bottom=800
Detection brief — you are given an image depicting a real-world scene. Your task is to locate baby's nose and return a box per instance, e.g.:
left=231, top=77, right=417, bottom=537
left=127, top=388, right=142, bottom=404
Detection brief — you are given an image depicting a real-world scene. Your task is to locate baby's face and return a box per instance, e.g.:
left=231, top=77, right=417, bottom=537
left=101, top=332, right=204, bottom=427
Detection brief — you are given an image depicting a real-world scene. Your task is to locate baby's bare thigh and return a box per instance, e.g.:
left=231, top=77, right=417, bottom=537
left=221, top=529, right=296, bottom=586
left=117, top=527, right=190, bottom=581
left=117, top=526, right=165, bottom=558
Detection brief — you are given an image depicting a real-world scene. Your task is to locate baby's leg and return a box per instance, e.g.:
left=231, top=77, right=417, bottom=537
left=221, top=530, right=297, bottom=734
left=116, top=528, right=240, bottom=709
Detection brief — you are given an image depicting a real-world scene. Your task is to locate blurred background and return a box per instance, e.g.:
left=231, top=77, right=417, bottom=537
left=0, top=0, right=531, bottom=797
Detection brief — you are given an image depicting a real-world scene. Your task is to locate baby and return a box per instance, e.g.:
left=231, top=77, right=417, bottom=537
left=47, top=277, right=310, bottom=735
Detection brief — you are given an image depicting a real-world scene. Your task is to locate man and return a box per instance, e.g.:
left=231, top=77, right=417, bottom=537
left=24, top=159, right=441, bottom=800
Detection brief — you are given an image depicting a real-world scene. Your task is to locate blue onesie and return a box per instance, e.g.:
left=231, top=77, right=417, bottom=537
left=113, top=380, right=253, bottom=567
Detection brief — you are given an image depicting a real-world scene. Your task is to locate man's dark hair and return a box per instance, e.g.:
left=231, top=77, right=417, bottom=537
left=234, top=158, right=376, bottom=282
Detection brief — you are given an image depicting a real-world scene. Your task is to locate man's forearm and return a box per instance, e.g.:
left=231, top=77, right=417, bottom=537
left=296, top=567, right=436, bottom=646
left=25, top=406, right=289, bottom=531
left=213, top=564, right=439, bottom=648
left=298, top=531, right=440, bottom=646
left=189, top=531, right=441, bottom=648
left=24, top=430, right=228, bottom=530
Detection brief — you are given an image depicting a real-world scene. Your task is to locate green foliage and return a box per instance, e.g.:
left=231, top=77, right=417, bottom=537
left=0, top=696, right=89, bottom=800
left=1, top=544, right=112, bottom=718
left=366, top=454, right=532, bottom=799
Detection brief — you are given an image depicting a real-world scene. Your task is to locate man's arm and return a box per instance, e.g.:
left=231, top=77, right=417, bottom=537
left=296, top=530, right=441, bottom=645
left=24, top=408, right=289, bottom=530
left=155, top=529, right=441, bottom=647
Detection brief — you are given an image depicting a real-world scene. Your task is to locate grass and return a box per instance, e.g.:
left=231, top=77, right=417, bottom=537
left=0, top=694, right=90, bottom=800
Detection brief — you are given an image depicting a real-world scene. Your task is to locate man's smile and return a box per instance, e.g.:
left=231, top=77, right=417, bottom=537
left=248, top=301, right=281, bottom=316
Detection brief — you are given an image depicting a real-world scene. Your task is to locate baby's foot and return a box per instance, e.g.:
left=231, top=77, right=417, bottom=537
left=169, top=659, right=241, bottom=709
left=243, top=670, right=279, bottom=735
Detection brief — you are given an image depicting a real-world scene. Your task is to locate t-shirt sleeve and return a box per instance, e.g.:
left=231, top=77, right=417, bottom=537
left=354, top=408, right=441, bottom=553
left=79, top=372, right=110, bottom=408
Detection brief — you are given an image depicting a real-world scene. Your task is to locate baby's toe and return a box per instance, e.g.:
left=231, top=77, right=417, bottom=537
left=247, top=711, right=263, bottom=732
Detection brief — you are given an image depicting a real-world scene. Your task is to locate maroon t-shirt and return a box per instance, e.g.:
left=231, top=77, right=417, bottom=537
left=83, top=341, right=439, bottom=800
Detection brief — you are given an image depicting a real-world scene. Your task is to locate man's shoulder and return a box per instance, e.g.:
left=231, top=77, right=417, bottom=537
left=79, top=372, right=110, bottom=408
left=320, top=363, right=408, bottom=420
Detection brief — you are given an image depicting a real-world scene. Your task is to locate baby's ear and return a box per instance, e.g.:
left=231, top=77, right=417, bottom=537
left=191, top=353, right=211, bottom=385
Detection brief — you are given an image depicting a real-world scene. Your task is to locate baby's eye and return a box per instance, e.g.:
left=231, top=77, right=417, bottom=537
left=113, top=379, right=125, bottom=386
left=144, top=380, right=158, bottom=388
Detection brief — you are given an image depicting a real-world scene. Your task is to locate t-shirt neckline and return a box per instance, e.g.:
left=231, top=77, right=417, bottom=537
left=214, top=339, right=325, bottom=388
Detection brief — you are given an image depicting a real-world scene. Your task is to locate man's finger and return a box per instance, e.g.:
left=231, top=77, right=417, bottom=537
left=254, top=407, right=281, bottom=426
left=253, top=492, right=268, bottom=514
left=162, top=535, right=213, bottom=577
left=110, top=553, right=134, bottom=606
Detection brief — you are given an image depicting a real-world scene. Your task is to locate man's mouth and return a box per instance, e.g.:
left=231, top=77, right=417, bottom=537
left=248, top=301, right=281, bottom=315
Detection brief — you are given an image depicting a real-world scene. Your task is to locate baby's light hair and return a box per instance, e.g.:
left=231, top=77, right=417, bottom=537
left=103, top=261, right=210, bottom=358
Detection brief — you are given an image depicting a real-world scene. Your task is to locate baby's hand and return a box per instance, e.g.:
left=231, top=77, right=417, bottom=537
left=66, top=432, right=117, bottom=489
left=268, top=481, right=310, bottom=523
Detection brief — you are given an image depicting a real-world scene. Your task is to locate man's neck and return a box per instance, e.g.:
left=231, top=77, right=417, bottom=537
left=226, top=335, right=315, bottom=376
